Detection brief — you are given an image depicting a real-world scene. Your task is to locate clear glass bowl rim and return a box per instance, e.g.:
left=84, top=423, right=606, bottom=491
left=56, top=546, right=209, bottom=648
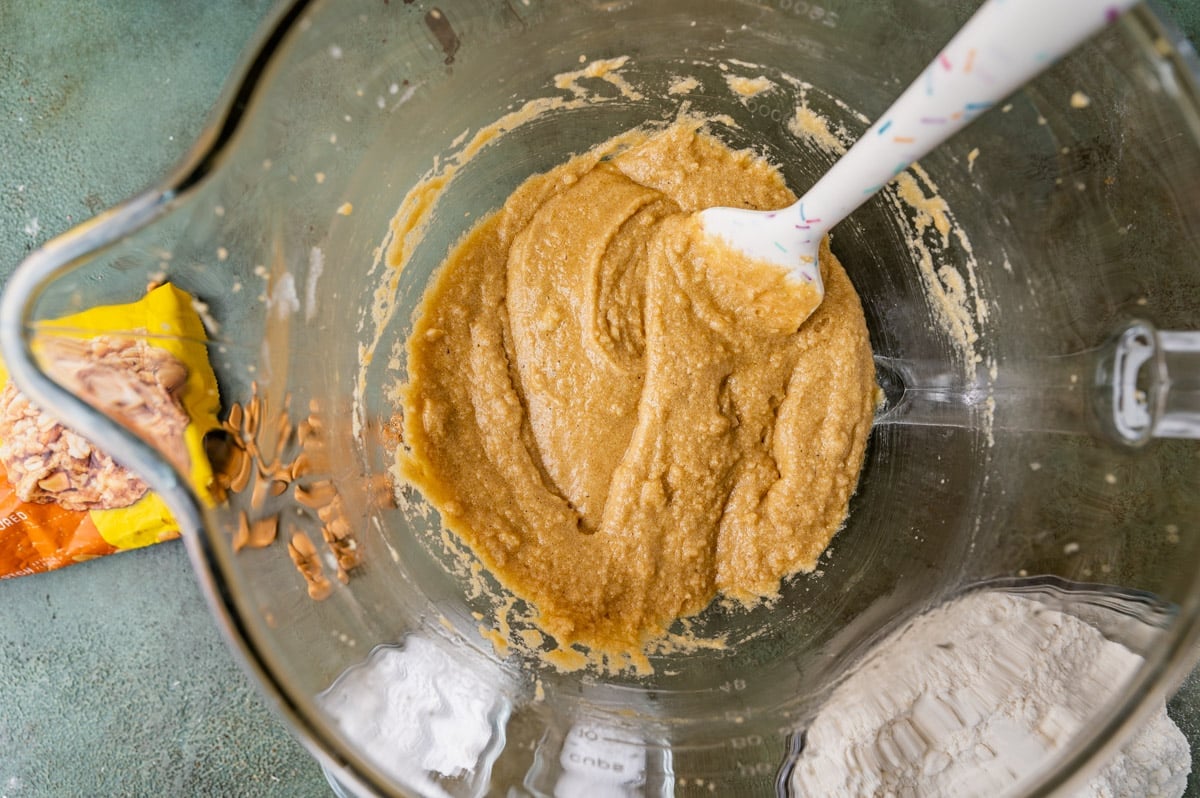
left=1, top=1, right=1200, bottom=796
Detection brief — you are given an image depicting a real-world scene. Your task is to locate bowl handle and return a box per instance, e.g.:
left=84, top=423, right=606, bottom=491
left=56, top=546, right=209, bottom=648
left=1101, top=321, right=1200, bottom=444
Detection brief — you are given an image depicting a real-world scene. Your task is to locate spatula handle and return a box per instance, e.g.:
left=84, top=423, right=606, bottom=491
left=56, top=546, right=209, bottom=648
left=799, top=0, right=1139, bottom=236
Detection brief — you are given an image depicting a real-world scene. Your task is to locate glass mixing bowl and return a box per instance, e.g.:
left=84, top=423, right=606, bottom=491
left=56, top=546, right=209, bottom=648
left=3, top=0, right=1200, bottom=795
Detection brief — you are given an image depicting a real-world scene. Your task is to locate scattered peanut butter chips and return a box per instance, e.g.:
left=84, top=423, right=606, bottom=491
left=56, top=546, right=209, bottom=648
left=209, top=384, right=362, bottom=600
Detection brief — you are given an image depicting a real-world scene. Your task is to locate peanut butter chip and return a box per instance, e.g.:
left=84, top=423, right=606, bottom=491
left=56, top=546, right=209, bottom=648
left=248, top=516, right=278, bottom=549
left=288, top=530, right=332, bottom=601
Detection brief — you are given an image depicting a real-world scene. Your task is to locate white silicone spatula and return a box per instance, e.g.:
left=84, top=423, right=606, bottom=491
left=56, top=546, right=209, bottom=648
left=698, top=0, right=1139, bottom=325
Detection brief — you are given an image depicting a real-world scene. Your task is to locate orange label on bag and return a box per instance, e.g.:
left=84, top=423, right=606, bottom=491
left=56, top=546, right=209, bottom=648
left=0, top=462, right=116, bottom=576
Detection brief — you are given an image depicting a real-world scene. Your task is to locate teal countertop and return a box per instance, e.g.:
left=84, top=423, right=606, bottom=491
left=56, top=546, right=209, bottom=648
left=2, top=2, right=1199, bottom=796
left=1, top=2, right=325, bottom=795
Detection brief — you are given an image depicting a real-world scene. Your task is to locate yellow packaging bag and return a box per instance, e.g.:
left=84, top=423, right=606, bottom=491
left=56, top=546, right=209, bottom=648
left=0, top=283, right=221, bottom=577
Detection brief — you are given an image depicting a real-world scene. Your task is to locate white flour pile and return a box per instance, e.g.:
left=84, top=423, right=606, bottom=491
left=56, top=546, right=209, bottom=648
left=791, top=591, right=1192, bottom=797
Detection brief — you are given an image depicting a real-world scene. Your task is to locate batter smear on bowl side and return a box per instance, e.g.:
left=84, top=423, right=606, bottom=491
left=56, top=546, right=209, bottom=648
left=398, top=119, right=876, bottom=670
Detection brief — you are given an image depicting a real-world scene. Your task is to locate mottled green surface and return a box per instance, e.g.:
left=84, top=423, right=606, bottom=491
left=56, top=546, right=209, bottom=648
left=0, top=1, right=326, bottom=795
left=1, top=1, right=1199, bottom=796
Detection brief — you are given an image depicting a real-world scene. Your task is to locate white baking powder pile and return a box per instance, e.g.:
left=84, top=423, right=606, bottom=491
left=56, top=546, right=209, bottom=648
left=791, top=591, right=1192, bottom=797
left=319, top=636, right=507, bottom=793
